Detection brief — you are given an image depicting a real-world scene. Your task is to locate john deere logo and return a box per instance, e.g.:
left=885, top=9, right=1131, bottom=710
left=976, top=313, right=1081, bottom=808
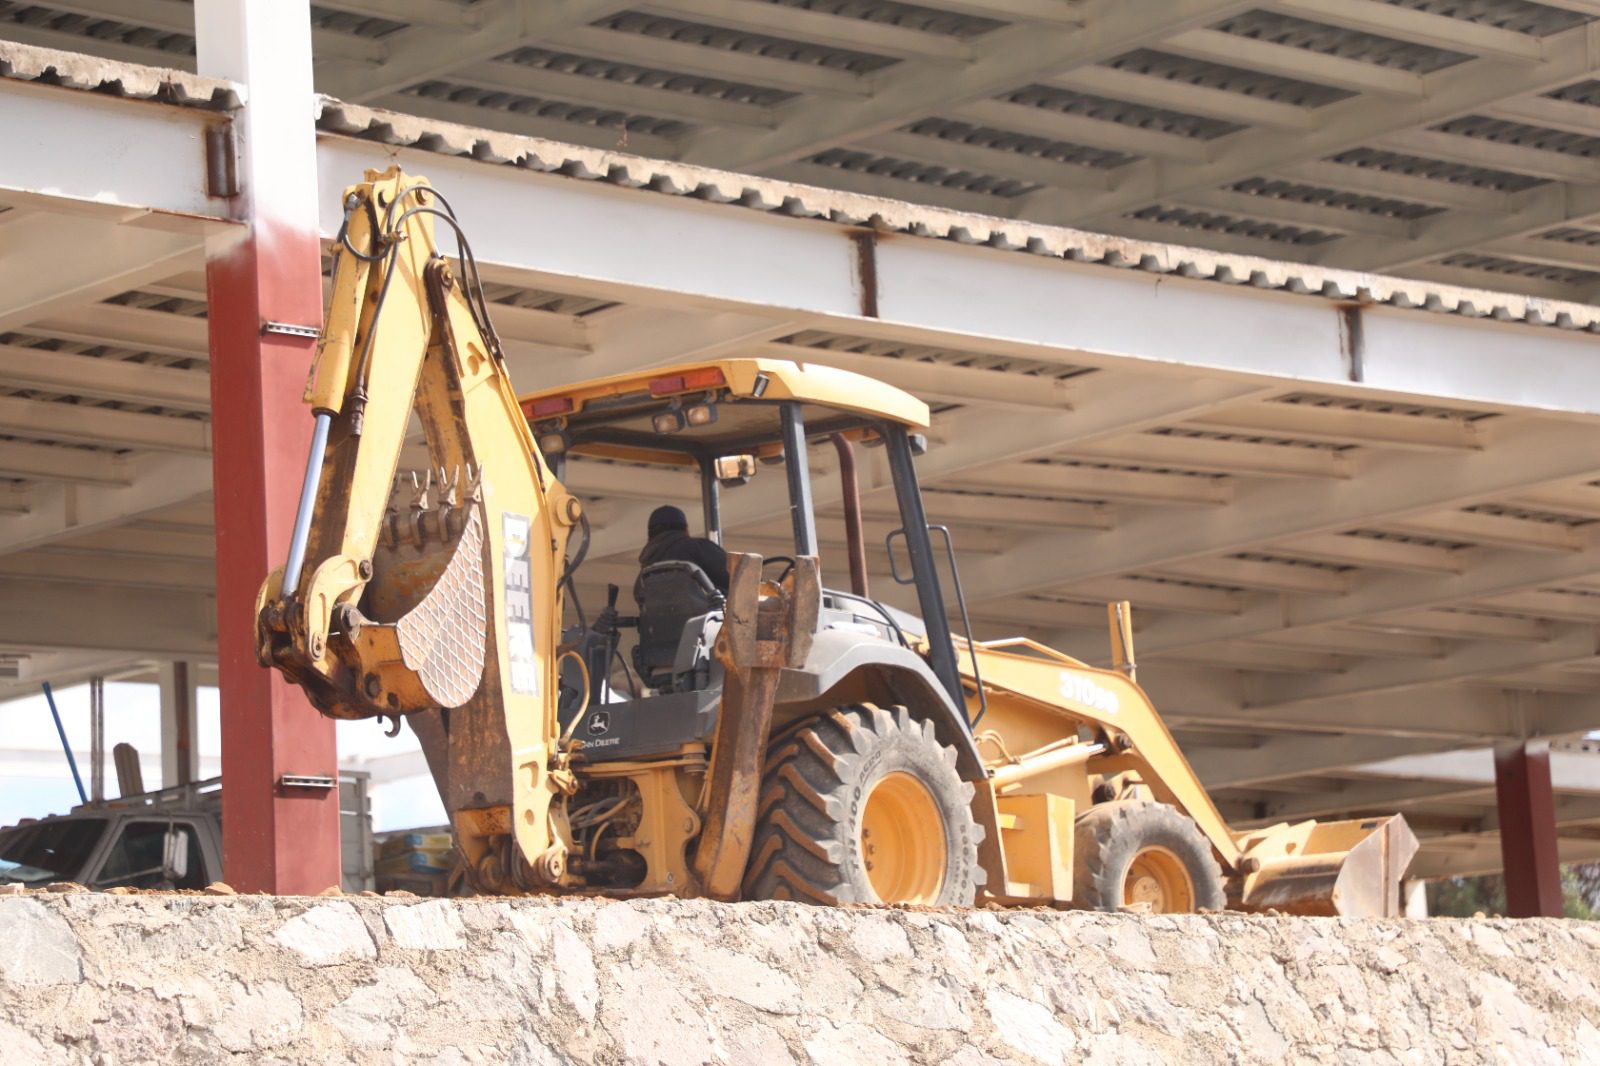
left=586, top=711, right=610, bottom=736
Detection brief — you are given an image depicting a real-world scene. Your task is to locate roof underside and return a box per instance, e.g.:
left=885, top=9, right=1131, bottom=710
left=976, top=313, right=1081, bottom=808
left=4, top=0, right=1599, bottom=304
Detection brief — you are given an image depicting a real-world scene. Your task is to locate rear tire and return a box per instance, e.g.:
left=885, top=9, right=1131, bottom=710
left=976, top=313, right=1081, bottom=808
left=1073, top=801, right=1224, bottom=913
left=742, top=704, right=983, bottom=906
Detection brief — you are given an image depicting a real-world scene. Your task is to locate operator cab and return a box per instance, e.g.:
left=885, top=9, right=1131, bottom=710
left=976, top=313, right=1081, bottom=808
left=519, top=359, right=974, bottom=762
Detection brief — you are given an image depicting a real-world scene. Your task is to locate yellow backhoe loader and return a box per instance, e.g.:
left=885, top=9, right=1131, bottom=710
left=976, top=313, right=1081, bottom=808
left=257, top=167, right=1416, bottom=915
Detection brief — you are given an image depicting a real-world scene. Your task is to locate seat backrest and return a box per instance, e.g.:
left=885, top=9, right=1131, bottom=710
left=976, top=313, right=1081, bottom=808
left=633, top=561, right=723, bottom=687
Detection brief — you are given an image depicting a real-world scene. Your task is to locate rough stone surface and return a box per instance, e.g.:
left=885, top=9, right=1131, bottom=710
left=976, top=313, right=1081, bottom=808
left=1, top=898, right=82, bottom=987
left=0, top=895, right=1595, bottom=1064
left=271, top=902, right=376, bottom=968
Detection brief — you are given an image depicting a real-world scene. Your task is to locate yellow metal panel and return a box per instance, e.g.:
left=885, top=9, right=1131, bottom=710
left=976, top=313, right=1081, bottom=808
left=963, top=639, right=1242, bottom=869
left=995, top=792, right=1075, bottom=904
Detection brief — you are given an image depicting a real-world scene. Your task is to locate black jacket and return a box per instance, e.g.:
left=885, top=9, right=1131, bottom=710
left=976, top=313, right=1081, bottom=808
left=634, top=529, right=730, bottom=605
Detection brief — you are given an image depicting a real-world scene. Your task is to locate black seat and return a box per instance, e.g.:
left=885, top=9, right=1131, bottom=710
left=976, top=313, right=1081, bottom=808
left=632, top=561, right=724, bottom=690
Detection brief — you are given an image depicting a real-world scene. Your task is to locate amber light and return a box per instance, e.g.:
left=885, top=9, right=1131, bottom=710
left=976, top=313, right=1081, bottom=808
left=649, top=367, right=726, bottom=396
left=524, top=396, right=574, bottom=418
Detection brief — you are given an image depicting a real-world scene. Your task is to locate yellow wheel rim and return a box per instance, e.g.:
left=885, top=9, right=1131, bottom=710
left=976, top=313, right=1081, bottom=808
left=859, top=771, right=947, bottom=904
left=1123, top=845, right=1195, bottom=913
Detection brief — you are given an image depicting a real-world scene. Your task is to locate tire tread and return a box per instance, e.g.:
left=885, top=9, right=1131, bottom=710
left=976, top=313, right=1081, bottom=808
left=742, top=703, right=981, bottom=906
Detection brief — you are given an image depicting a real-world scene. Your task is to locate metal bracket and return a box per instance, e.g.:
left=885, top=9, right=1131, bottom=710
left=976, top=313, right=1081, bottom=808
left=261, top=321, right=321, bottom=340
left=204, top=123, right=239, bottom=199
left=279, top=774, right=336, bottom=790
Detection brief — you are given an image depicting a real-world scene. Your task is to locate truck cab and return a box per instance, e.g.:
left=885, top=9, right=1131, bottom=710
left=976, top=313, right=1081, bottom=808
left=0, top=799, right=216, bottom=891
left=0, top=775, right=373, bottom=892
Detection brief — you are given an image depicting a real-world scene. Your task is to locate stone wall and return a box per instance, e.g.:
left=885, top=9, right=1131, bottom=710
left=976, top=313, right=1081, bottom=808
left=2, top=893, right=1597, bottom=1064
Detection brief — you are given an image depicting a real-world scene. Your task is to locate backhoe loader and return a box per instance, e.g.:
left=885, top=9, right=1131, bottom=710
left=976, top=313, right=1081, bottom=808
left=257, top=167, right=1416, bottom=914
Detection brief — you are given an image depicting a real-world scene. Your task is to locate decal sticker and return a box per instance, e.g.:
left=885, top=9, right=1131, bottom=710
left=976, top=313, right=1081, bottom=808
left=503, top=513, right=538, bottom=697
left=1060, top=671, right=1120, bottom=716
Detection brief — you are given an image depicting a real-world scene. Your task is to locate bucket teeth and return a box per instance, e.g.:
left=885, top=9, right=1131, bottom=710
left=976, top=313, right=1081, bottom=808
left=379, top=466, right=477, bottom=551
left=441, top=465, right=461, bottom=508
left=407, top=469, right=432, bottom=512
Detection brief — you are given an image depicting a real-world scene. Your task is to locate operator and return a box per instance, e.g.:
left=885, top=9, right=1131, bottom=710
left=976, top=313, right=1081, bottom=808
left=634, top=504, right=729, bottom=603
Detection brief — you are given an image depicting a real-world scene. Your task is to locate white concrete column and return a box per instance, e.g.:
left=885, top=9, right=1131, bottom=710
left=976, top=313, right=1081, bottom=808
left=158, top=660, right=199, bottom=788
left=1403, top=878, right=1429, bottom=918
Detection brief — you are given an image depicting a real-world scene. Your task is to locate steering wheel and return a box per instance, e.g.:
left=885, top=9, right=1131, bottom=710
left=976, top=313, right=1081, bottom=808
left=762, top=555, right=797, bottom=582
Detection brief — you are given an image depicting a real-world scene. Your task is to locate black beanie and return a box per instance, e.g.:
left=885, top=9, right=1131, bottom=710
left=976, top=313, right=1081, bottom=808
left=647, top=504, right=688, bottom=536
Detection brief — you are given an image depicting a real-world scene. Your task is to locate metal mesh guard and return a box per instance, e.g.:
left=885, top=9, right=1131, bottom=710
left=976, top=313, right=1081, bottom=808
left=396, top=505, right=488, bottom=708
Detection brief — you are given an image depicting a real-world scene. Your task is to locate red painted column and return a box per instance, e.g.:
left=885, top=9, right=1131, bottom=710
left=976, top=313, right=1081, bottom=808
left=197, top=0, right=339, bottom=893
left=1494, top=741, right=1563, bottom=918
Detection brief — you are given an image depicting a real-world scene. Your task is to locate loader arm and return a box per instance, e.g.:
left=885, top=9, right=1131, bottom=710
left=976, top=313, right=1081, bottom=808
left=962, top=639, right=1243, bottom=868
left=255, top=167, right=580, bottom=888
left=961, top=631, right=1416, bottom=915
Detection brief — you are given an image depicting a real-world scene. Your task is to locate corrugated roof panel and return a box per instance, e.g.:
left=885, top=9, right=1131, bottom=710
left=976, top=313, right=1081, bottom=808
left=1128, top=205, right=1342, bottom=246
left=404, top=80, right=689, bottom=138
left=1000, top=84, right=1246, bottom=141
left=308, top=6, right=407, bottom=39
left=499, top=45, right=797, bottom=106
left=1104, top=48, right=1353, bottom=108
left=1231, top=551, right=1352, bottom=573
left=1548, top=79, right=1600, bottom=106
left=0, top=330, right=192, bottom=374
left=1031, top=457, right=1226, bottom=480
left=1344, top=528, right=1473, bottom=551
left=806, top=147, right=1039, bottom=197
left=0, top=2, right=193, bottom=59
left=1466, top=502, right=1597, bottom=527
left=479, top=282, right=619, bottom=317
left=1433, top=114, right=1600, bottom=158
left=1327, top=147, right=1548, bottom=192
left=312, top=96, right=1600, bottom=333
left=776, top=329, right=1096, bottom=379
left=901, top=118, right=1140, bottom=169
left=593, top=10, right=901, bottom=74
left=0, top=364, right=206, bottom=420
left=1388, top=0, right=1595, bottom=36
left=1537, top=226, right=1600, bottom=247
left=1440, top=252, right=1600, bottom=287
left=108, top=290, right=208, bottom=319
left=1213, top=9, right=1473, bottom=73
left=1229, top=177, right=1443, bottom=221
left=1149, top=426, right=1351, bottom=453
left=762, top=0, right=1006, bottom=39
left=1274, top=392, right=1496, bottom=421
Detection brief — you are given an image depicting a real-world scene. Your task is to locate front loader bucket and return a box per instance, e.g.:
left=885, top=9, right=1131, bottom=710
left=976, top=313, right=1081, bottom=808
left=1231, top=815, right=1419, bottom=917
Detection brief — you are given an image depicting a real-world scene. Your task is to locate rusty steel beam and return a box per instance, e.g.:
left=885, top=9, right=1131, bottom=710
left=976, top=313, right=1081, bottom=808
left=197, top=0, right=340, bottom=895
left=1493, top=742, right=1565, bottom=918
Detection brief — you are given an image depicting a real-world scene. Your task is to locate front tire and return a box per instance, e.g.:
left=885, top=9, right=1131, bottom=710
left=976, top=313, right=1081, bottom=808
left=742, top=704, right=983, bottom=906
left=1073, top=800, right=1225, bottom=913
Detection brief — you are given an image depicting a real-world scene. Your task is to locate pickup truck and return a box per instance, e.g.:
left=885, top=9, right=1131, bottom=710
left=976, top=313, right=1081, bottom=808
left=0, top=774, right=373, bottom=892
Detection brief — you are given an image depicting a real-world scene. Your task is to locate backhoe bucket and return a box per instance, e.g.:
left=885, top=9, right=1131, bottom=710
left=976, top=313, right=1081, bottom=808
left=1231, top=815, right=1419, bottom=917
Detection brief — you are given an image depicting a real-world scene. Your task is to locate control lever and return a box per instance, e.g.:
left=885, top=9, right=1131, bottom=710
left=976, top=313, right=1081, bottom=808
left=597, top=583, right=638, bottom=630
left=565, top=586, right=627, bottom=727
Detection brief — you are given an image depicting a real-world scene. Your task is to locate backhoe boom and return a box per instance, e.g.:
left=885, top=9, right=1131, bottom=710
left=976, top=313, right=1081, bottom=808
left=255, top=167, right=579, bottom=891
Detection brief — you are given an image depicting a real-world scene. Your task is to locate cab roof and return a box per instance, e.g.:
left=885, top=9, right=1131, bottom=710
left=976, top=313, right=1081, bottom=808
left=519, top=358, right=928, bottom=427
left=517, top=357, right=929, bottom=468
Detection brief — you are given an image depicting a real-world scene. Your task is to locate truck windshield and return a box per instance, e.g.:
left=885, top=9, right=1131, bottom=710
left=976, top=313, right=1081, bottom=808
left=0, top=818, right=106, bottom=884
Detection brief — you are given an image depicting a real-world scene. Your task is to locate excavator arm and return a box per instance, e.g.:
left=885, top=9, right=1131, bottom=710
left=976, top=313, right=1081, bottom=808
left=255, top=167, right=581, bottom=890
